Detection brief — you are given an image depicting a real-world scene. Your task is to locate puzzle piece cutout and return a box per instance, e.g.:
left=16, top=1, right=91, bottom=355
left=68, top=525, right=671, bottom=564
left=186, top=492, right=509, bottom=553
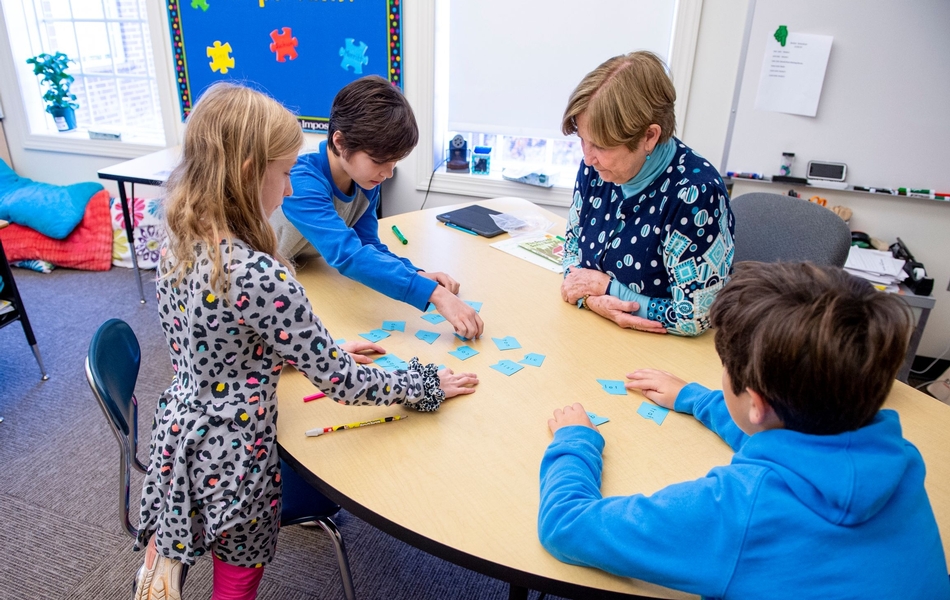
left=339, top=38, right=369, bottom=74
left=358, top=329, right=390, bottom=343
left=492, top=336, right=521, bottom=351
left=421, top=313, right=446, bottom=325
left=519, top=353, right=545, bottom=367
left=191, top=0, right=209, bottom=11
left=597, top=379, right=628, bottom=395
left=464, top=300, right=483, bottom=312
left=637, top=402, right=670, bottom=425
left=448, top=345, right=478, bottom=360
left=454, top=333, right=469, bottom=342
left=490, top=359, right=523, bottom=376
left=207, top=41, right=234, bottom=74
left=381, top=320, right=405, bottom=332
left=374, top=354, right=409, bottom=372
left=587, top=412, right=610, bottom=426
left=269, top=27, right=298, bottom=62
left=415, top=330, right=440, bottom=344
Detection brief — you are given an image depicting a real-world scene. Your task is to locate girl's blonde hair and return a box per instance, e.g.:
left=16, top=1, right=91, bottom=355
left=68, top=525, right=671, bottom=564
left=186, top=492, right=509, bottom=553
left=562, top=51, right=676, bottom=151
left=162, top=83, right=303, bottom=294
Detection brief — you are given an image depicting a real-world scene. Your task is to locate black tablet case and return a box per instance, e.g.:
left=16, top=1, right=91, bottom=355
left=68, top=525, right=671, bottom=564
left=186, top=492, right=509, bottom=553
left=435, top=205, right=505, bottom=237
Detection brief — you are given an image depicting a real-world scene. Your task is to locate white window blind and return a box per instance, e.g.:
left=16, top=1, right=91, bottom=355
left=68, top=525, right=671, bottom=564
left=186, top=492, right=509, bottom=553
left=447, top=0, right=676, bottom=139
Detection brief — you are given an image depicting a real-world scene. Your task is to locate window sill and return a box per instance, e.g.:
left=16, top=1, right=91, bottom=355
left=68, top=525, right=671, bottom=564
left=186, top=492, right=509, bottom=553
left=419, top=168, right=574, bottom=208
left=21, top=130, right=166, bottom=159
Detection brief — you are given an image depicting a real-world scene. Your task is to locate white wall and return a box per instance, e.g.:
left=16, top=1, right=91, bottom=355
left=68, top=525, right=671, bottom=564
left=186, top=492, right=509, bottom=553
left=2, top=0, right=948, bottom=357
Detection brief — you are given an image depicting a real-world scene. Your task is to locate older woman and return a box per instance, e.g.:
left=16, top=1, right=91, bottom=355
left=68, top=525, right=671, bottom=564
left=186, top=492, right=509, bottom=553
left=560, top=51, right=734, bottom=336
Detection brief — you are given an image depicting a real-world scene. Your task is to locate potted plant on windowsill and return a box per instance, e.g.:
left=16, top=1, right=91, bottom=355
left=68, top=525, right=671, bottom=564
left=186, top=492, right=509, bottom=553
left=25, top=52, right=79, bottom=132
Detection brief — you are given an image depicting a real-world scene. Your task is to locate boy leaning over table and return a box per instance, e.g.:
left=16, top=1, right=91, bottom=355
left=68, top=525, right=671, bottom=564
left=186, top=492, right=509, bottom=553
left=538, top=261, right=949, bottom=599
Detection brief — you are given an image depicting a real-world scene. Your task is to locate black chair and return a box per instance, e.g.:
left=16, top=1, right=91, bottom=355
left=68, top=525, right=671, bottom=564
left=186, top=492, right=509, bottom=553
left=730, top=192, right=852, bottom=267
left=85, top=318, right=356, bottom=599
left=0, top=230, right=48, bottom=381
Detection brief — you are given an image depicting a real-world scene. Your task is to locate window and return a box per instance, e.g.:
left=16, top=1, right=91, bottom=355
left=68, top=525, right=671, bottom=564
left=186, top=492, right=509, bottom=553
left=2, top=0, right=166, bottom=146
left=417, top=0, right=702, bottom=205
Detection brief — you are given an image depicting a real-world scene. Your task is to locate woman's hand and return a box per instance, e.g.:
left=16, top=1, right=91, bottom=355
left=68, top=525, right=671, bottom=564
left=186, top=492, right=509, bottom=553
left=339, top=340, right=386, bottom=364
left=420, top=271, right=461, bottom=295
left=438, top=367, right=479, bottom=398
left=429, top=285, right=484, bottom=339
left=560, top=267, right=612, bottom=304
left=585, top=295, right=667, bottom=334
left=625, top=369, right=687, bottom=409
left=548, top=403, right=596, bottom=435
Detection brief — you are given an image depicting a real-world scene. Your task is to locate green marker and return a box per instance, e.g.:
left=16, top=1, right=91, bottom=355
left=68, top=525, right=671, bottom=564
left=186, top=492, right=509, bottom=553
left=391, top=225, right=408, bottom=245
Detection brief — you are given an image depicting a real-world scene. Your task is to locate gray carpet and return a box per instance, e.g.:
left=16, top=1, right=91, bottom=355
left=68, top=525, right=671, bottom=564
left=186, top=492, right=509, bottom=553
left=0, top=266, right=563, bottom=600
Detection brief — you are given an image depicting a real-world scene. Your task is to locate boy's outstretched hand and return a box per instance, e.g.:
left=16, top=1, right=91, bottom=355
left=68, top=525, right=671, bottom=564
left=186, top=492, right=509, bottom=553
left=429, top=285, right=484, bottom=340
left=548, top=403, right=596, bottom=435
left=625, top=369, right=687, bottom=409
left=340, top=340, right=386, bottom=364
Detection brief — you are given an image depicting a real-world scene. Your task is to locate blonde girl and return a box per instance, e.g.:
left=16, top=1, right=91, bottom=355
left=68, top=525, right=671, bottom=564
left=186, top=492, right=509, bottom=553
left=134, top=83, right=478, bottom=600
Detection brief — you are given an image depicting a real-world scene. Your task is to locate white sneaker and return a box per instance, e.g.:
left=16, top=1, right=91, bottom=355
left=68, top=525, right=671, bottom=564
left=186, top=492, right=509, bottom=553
left=133, top=553, right=183, bottom=600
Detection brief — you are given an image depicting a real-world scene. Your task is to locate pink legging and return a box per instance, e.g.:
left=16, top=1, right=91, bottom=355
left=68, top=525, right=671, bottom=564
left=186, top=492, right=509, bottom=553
left=211, top=554, right=265, bottom=600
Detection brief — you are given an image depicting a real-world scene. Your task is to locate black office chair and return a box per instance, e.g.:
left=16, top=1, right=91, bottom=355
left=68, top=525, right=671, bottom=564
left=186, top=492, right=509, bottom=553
left=85, top=318, right=356, bottom=600
left=730, top=192, right=852, bottom=267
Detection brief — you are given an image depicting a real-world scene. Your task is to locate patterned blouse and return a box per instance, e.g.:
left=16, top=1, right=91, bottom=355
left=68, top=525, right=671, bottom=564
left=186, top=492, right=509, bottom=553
left=563, top=139, right=735, bottom=336
left=136, top=240, right=433, bottom=568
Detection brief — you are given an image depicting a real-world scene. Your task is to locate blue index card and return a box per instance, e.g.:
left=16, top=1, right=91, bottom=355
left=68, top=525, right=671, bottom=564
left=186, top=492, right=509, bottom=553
left=415, top=330, right=440, bottom=344
left=491, top=336, right=522, bottom=351
left=374, top=354, right=409, bottom=372
left=587, top=412, right=610, bottom=426
left=381, top=320, right=406, bottom=332
left=597, top=379, right=628, bottom=395
left=454, top=333, right=469, bottom=342
left=519, top=353, right=545, bottom=367
left=425, top=304, right=438, bottom=313
left=421, top=313, right=447, bottom=325
left=359, top=329, right=391, bottom=343
left=449, top=345, right=479, bottom=360
left=464, top=300, right=483, bottom=312
left=490, top=359, right=524, bottom=376
left=334, top=338, right=346, bottom=344
left=436, top=364, right=446, bottom=371
left=637, top=402, right=670, bottom=425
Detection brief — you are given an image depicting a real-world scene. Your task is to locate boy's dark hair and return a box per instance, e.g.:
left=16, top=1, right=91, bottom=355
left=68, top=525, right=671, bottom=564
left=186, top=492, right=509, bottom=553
left=327, top=75, right=418, bottom=162
left=710, top=262, right=912, bottom=435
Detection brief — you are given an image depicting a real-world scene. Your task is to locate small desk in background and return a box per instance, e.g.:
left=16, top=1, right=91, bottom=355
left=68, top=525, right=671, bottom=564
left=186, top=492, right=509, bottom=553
left=97, top=147, right=181, bottom=303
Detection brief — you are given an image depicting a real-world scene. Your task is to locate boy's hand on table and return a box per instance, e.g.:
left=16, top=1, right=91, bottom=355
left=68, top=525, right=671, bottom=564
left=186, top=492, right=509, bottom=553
left=430, top=285, right=484, bottom=339
left=560, top=267, right=610, bottom=304
left=438, top=367, right=479, bottom=398
left=585, top=295, right=667, bottom=334
left=625, top=369, right=687, bottom=409
left=420, top=271, right=461, bottom=294
left=549, top=403, right=596, bottom=435
left=339, top=340, right=386, bottom=364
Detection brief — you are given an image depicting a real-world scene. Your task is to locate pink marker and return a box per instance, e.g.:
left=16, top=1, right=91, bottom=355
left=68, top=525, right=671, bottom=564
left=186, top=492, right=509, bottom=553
left=303, top=391, right=326, bottom=402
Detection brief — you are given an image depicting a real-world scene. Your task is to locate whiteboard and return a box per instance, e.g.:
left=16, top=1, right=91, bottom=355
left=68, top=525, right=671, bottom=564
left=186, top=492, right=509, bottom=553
left=725, top=0, right=950, bottom=192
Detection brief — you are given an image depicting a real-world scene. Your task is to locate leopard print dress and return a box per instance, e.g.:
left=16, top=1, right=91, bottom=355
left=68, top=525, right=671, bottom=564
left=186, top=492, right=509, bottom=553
left=135, top=240, right=430, bottom=568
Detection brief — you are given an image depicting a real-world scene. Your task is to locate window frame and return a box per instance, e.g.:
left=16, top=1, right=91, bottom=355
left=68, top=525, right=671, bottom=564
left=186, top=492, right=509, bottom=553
left=0, top=0, right=181, bottom=159
left=410, top=0, right=704, bottom=207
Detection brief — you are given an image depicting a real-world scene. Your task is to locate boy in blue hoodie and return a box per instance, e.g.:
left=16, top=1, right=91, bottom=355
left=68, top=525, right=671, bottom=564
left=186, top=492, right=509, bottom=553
left=270, top=75, right=483, bottom=339
left=539, top=261, right=949, bottom=599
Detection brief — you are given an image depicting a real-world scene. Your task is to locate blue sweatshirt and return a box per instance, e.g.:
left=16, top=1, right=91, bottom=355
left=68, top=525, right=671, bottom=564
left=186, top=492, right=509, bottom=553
left=280, top=141, right=437, bottom=311
left=538, top=384, right=949, bottom=599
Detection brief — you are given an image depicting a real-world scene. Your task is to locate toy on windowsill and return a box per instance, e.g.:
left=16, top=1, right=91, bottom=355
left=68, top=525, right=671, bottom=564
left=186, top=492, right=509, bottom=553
left=471, top=146, right=491, bottom=175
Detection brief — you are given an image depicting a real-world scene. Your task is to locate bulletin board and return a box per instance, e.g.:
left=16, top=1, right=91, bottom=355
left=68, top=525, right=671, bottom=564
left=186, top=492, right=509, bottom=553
left=166, top=0, right=403, bottom=132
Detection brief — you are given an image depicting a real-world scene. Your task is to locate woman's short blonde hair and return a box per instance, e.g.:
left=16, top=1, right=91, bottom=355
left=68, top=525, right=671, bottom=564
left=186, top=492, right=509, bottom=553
left=562, top=51, right=676, bottom=151
left=163, top=82, right=303, bottom=294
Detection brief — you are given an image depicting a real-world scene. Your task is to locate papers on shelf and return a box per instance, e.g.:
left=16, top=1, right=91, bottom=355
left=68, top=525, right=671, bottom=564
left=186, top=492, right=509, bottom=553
left=844, top=247, right=906, bottom=289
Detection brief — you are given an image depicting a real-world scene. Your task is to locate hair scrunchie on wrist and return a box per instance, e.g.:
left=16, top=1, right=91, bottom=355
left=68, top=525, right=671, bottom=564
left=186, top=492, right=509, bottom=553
left=407, top=357, right=444, bottom=412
